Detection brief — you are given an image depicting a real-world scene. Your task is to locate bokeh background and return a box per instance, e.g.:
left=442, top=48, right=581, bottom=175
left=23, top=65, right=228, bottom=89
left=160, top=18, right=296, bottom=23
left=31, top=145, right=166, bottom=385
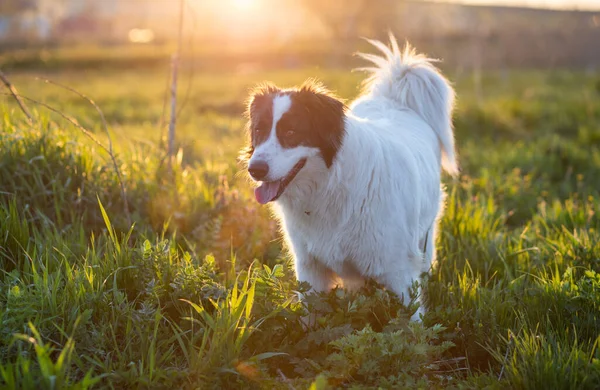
left=2, top=0, right=600, bottom=70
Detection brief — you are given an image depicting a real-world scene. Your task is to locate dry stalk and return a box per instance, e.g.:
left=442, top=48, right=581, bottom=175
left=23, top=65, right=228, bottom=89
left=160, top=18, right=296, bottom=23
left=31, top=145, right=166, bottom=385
left=2, top=92, right=131, bottom=225
left=0, top=68, right=33, bottom=122
left=167, top=0, right=186, bottom=173
left=36, top=77, right=131, bottom=225
left=168, top=54, right=179, bottom=172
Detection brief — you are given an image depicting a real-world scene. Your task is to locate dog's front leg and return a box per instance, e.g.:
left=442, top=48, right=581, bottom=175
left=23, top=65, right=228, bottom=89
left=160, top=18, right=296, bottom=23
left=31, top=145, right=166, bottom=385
left=295, top=255, right=341, bottom=293
left=286, top=231, right=340, bottom=292
left=296, top=256, right=341, bottom=329
left=291, top=244, right=341, bottom=328
left=379, top=258, right=425, bottom=322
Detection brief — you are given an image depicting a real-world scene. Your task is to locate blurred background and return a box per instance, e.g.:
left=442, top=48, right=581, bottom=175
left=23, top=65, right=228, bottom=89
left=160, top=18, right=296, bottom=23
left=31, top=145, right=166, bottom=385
left=1, top=0, right=600, bottom=71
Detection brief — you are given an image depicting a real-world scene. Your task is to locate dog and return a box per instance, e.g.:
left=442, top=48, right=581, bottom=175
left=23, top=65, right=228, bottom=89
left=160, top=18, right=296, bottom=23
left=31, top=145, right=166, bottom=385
left=243, top=36, right=458, bottom=321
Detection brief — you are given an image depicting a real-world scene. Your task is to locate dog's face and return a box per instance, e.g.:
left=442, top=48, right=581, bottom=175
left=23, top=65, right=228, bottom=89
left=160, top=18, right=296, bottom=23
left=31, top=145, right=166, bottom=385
left=244, top=81, right=345, bottom=204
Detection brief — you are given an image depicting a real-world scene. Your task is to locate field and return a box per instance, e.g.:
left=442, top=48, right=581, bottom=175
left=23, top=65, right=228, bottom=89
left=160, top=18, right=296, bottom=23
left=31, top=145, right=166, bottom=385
left=0, top=64, right=599, bottom=389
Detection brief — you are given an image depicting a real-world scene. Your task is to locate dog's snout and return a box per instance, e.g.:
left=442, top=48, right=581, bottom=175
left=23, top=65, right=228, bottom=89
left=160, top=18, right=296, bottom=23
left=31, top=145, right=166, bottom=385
left=248, top=160, right=269, bottom=180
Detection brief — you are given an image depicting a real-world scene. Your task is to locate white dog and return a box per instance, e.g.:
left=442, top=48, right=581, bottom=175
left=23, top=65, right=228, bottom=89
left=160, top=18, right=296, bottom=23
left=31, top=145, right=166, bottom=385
left=243, top=36, right=457, bottom=320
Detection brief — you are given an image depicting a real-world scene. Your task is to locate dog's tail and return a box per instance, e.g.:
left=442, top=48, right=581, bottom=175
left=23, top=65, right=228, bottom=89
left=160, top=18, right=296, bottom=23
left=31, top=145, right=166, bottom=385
left=357, top=34, right=458, bottom=176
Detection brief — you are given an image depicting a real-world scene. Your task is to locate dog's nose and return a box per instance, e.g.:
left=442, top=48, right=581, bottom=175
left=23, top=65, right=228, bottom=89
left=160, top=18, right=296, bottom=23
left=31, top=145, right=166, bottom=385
left=248, top=160, right=269, bottom=180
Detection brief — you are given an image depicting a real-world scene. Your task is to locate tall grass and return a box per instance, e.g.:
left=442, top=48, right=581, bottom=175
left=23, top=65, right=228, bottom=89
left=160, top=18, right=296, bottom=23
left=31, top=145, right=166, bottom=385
left=0, top=67, right=599, bottom=388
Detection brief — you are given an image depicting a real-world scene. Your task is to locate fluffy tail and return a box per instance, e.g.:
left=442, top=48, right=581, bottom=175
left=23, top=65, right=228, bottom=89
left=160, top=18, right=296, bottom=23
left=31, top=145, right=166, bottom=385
left=357, top=34, right=458, bottom=176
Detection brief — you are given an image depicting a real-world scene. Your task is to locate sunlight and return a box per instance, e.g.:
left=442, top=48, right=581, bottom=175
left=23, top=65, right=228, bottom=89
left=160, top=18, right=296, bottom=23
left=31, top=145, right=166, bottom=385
left=192, top=0, right=305, bottom=45
left=232, top=0, right=257, bottom=10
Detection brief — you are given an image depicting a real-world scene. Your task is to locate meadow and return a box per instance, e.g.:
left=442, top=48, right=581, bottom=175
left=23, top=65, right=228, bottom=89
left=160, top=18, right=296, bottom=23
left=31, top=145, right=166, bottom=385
left=0, top=63, right=599, bottom=389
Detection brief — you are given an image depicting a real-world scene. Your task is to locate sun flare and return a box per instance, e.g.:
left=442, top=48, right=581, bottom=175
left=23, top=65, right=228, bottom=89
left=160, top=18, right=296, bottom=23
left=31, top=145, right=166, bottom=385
left=232, top=0, right=256, bottom=10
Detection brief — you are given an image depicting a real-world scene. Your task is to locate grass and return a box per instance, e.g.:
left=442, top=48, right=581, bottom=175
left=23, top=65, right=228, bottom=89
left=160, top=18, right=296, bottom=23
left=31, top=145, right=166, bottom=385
left=0, top=64, right=599, bottom=389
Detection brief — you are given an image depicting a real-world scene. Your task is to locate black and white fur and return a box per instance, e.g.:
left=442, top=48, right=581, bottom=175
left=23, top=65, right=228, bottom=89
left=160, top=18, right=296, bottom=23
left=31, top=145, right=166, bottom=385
left=244, top=36, right=458, bottom=320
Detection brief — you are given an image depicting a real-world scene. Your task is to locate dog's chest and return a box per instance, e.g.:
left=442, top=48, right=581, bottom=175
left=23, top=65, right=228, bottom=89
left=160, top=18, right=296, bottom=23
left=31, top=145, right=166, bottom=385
left=286, top=204, right=364, bottom=270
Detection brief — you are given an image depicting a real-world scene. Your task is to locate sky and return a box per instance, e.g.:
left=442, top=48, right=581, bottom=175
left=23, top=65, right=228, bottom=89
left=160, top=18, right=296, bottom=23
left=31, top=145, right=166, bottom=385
left=441, top=0, right=600, bottom=10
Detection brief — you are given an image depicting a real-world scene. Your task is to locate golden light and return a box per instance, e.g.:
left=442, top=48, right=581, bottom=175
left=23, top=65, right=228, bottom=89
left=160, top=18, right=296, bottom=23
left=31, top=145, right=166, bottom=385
left=128, top=28, right=155, bottom=43
left=186, top=0, right=313, bottom=46
left=231, top=0, right=256, bottom=10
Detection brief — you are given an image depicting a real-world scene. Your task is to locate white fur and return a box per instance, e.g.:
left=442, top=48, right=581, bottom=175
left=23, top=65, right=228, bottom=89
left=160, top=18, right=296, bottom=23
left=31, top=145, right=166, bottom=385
left=250, top=94, right=320, bottom=181
left=271, top=37, right=457, bottom=321
left=272, top=94, right=292, bottom=124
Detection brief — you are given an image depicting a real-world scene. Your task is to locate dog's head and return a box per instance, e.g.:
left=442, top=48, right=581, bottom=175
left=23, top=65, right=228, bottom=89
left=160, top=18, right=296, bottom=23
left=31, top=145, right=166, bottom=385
left=243, top=80, right=346, bottom=204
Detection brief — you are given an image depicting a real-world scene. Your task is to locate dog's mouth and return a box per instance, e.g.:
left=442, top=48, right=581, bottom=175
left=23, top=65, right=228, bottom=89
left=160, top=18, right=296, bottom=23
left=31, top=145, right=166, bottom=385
left=254, top=159, right=307, bottom=204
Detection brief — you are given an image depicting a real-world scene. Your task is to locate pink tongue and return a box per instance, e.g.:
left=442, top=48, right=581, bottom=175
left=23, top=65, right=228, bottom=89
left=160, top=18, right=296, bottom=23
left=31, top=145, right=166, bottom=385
left=254, top=181, right=282, bottom=204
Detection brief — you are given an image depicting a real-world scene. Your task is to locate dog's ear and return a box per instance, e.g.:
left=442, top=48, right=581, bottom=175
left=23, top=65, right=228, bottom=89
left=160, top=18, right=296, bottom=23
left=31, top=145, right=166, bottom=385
left=298, top=80, right=346, bottom=167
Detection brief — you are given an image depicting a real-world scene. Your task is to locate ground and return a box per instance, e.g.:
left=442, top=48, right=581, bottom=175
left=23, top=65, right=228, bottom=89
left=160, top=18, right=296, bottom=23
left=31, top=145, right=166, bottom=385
left=0, top=65, right=599, bottom=389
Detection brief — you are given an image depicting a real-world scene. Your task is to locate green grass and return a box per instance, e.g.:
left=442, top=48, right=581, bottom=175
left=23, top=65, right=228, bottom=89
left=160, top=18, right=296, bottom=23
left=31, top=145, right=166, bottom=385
left=0, top=65, right=599, bottom=389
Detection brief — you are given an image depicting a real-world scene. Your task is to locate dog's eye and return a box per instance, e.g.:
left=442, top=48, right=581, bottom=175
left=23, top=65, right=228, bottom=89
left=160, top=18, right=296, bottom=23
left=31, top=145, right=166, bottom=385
left=285, top=129, right=296, bottom=137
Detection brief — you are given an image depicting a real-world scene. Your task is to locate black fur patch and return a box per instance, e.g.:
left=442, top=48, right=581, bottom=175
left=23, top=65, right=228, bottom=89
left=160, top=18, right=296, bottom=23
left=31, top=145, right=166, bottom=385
left=245, top=80, right=346, bottom=168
